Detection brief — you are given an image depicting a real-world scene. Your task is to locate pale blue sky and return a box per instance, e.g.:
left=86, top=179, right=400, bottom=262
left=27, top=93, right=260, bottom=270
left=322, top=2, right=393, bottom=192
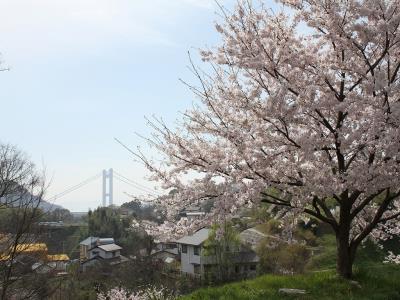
left=0, top=0, right=277, bottom=211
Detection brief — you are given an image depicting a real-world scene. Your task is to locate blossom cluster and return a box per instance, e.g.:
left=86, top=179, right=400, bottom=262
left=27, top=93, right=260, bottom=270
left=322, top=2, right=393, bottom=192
left=97, top=286, right=175, bottom=300
left=138, top=0, right=400, bottom=261
left=384, top=251, right=400, bottom=265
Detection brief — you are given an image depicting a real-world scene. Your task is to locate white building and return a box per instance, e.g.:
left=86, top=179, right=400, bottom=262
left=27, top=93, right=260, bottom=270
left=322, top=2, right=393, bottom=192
left=179, top=206, right=206, bottom=221
left=79, top=237, right=127, bottom=271
left=176, top=228, right=259, bottom=279
left=90, top=243, right=122, bottom=260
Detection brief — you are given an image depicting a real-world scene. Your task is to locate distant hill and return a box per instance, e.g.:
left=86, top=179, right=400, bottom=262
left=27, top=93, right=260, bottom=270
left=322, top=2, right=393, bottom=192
left=39, top=200, right=64, bottom=212
left=1, top=192, right=64, bottom=212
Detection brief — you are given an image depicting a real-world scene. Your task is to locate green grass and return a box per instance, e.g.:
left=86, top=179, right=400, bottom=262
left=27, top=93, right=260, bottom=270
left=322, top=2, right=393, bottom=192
left=180, top=264, right=400, bottom=300
left=181, top=234, right=400, bottom=300
left=305, top=234, right=337, bottom=271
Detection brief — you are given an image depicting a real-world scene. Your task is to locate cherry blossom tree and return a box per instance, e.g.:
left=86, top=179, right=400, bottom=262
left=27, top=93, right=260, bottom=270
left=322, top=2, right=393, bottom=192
left=137, top=0, right=400, bottom=279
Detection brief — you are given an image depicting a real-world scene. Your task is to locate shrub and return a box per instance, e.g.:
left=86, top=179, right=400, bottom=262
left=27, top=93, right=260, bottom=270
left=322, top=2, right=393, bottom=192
left=257, top=239, right=311, bottom=274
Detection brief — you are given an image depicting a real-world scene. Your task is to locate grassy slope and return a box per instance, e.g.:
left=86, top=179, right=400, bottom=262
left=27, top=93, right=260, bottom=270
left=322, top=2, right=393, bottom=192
left=181, top=234, right=400, bottom=300
left=180, top=265, right=400, bottom=300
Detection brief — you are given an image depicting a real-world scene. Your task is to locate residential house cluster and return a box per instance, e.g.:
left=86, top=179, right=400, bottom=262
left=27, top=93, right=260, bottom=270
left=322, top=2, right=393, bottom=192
left=0, top=242, right=69, bottom=275
left=176, top=228, right=259, bottom=279
left=79, top=237, right=128, bottom=271
left=151, top=227, right=260, bottom=280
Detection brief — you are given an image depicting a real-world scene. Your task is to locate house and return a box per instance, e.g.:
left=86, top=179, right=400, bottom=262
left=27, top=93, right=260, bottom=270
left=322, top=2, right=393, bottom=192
left=154, top=239, right=179, bottom=254
left=145, top=238, right=180, bottom=272
left=179, top=206, right=205, bottom=221
left=240, top=227, right=288, bottom=250
left=79, top=237, right=101, bottom=261
left=150, top=249, right=179, bottom=272
left=79, top=236, right=115, bottom=262
left=239, top=227, right=269, bottom=250
left=46, top=254, right=70, bottom=271
left=0, top=243, right=69, bottom=275
left=79, top=237, right=128, bottom=271
left=32, top=254, right=70, bottom=274
left=176, top=228, right=259, bottom=279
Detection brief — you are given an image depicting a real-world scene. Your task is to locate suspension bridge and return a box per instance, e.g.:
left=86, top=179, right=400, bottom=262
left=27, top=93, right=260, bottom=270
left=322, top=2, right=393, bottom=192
left=46, top=169, right=162, bottom=207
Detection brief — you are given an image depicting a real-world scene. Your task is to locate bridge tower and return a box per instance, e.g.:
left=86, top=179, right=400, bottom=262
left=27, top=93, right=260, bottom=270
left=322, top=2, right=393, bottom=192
left=102, top=168, right=113, bottom=207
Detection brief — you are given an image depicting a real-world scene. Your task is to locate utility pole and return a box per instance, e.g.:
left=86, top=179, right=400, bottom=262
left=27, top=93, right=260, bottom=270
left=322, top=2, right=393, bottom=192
left=102, top=168, right=113, bottom=207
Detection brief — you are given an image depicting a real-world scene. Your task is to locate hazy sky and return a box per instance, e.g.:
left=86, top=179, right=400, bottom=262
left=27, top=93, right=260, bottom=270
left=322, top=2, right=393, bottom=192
left=0, top=0, right=277, bottom=211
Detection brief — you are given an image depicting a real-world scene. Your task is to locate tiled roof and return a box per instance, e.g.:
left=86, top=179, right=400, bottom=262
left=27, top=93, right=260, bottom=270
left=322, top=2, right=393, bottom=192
left=47, top=254, right=70, bottom=261
left=176, top=228, right=210, bottom=246
left=16, top=243, right=48, bottom=252
left=0, top=243, right=48, bottom=261
left=97, top=243, right=122, bottom=252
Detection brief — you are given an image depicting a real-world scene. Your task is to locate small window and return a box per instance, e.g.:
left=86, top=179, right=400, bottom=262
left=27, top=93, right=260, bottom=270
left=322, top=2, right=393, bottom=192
left=194, top=264, right=201, bottom=274
left=250, top=265, right=256, bottom=271
left=235, top=265, right=240, bottom=273
left=193, top=246, right=200, bottom=256
left=166, top=243, right=175, bottom=249
left=182, top=244, right=187, bottom=253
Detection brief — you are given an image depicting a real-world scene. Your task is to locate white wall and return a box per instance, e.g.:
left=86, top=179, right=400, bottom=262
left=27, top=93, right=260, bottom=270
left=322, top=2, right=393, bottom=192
left=89, top=248, right=120, bottom=259
left=179, top=244, right=201, bottom=275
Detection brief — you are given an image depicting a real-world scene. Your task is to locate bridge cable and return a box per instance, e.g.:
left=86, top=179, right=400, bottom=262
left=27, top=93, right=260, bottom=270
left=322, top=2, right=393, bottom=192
left=113, top=174, right=160, bottom=198
left=47, top=173, right=102, bottom=202
left=113, top=171, right=162, bottom=195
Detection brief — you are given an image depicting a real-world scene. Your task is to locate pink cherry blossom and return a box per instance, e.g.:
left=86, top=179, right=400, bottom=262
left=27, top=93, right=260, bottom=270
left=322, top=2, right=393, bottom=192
left=97, top=286, right=175, bottom=300
left=137, top=0, right=400, bottom=278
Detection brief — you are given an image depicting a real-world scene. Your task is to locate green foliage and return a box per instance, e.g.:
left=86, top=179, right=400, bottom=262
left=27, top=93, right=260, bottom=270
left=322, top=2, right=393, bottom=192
left=203, top=223, right=241, bottom=254
left=255, top=219, right=282, bottom=236
left=38, top=225, right=85, bottom=258
left=354, top=239, right=386, bottom=267
left=257, top=239, right=311, bottom=274
left=306, top=235, right=337, bottom=271
left=121, top=199, right=142, bottom=212
left=88, top=207, right=127, bottom=240
left=0, top=207, right=43, bottom=233
left=295, top=229, right=318, bottom=247
left=180, top=264, right=400, bottom=300
left=121, top=200, right=165, bottom=223
left=87, top=207, right=153, bottom=256
left=0, top=208, right=19, bottom=232
left=255, top=219, right=317, bottom=273
left=306, top=234, right=388, bottom=272
left=201, top=199, right=214, bottom=213
left=250, top=205, right=271, bottom=224
left=41, top=208, right=73, bottom=223
left=202, top=223, right=242, bottom=283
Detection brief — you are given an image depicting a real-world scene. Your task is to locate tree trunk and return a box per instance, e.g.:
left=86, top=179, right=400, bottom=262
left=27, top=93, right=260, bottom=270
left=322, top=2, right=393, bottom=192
left=336, top=234, right=354, bottom=279
left=336, top=199, right=356, bottom=279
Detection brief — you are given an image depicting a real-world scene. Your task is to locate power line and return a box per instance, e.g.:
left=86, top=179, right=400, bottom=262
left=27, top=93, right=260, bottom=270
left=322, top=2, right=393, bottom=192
left=113, top=171, right=162, bottom=195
